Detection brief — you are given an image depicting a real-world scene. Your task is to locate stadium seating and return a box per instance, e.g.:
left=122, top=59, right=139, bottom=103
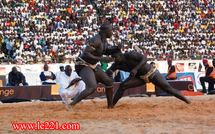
left=0, top=0, right=214, bottom=65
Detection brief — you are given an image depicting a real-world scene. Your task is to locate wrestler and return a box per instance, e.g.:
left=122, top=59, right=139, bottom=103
left=106, top=50, right=191, bottom=106
left=67, top=23, right=121, bottom=110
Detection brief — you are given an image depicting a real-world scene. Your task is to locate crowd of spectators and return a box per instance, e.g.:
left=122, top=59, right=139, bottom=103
left=0, top=0, right=215, bottom=64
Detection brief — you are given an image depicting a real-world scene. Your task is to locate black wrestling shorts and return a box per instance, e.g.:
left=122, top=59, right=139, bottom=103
left=75, top=65, right=86, bottom=76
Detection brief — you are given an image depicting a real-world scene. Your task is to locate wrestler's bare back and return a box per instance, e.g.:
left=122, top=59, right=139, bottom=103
left=118, top=52, right=153, bottom=75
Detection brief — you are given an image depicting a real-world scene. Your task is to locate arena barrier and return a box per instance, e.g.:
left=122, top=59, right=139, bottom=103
left=0, top=63, right=207, bottom=90
left=0, top=75, right=6, bottom=86
left=0, top=81, right=193, bottom=102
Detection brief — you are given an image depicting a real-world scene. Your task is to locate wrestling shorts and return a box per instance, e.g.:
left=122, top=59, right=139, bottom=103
left=75, top=57, right=97, bottom=75
left=140, top=65, right=157, bottom=83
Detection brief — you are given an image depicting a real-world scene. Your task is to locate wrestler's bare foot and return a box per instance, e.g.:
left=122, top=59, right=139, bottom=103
left=186, top=100, right=191, bottom=104
left=107, top=104, right=114, bottom=109
left=65, top=104, right=73, bottom=112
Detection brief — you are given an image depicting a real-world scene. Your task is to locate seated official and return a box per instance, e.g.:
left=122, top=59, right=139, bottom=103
left=7, top=67, right=28, bottom=86
left=40, top=64, right=56, bottom=85
left=200, top=59, right=215, bottom=93
left=165, top=58, right=177, bottom=80
left=58, top=65, right=85, bottom=105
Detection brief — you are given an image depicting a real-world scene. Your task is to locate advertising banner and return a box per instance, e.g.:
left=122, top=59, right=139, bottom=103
left=0, top=67, right=6, bottom=75
left=188, top=62, right=197, bottom=71
left=0, top=81, right=193, bottom=101
left=175, top=63, right=185, bottom=72
left=161, top=72, right=197, bottom=91
left=194, top=72, right=206, bottom=90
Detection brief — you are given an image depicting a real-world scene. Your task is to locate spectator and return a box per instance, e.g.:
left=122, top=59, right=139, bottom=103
left=213, top=59, right=215, bottom=68
left=55, top=64, right=65, bottom=84
left=0, top=51, right=5, bottom=62
left=0, top=0, right=215, bottom=63
left=7, top=67, right=28, bottom=86
left=58, top=65, right=85, bottom=105
left=64, top=52, right=72, bottom=63
left=39, top=64, right=56, bottom=85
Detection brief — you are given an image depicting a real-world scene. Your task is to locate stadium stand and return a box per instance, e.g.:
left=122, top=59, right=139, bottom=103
left=0, top=0, right=214, bottom=64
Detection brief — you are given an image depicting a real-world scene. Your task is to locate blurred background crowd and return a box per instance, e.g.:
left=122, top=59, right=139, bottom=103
left=0, top=0, right=215, bottom=64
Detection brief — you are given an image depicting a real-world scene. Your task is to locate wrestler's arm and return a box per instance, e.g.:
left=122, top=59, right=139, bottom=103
left=83, top=39, right=114, bottom=63
left=103, top=46, right=120, bottom=55
left=128, top=52, right=148, bottom=78
left=103, top=44, right=122, bottom=55
left=106, top=63, right=125, bottom=76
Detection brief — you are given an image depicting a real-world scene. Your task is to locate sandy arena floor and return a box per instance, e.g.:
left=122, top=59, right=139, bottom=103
left=0, top=95, right=215, bottom=134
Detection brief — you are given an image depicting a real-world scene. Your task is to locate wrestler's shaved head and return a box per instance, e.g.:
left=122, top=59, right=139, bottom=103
left=112, top=49, right=122, bottom=58
left=100, top=23, right=112, bottom=31
left=99, top=23, right=113, bottom=38
left=112, top=49, right=124, bottom=64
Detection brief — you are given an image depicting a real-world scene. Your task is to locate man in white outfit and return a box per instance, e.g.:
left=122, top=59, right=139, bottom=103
left=55, top=64, right=65, bottom=84
left=58, top=65, right=85, bottom=105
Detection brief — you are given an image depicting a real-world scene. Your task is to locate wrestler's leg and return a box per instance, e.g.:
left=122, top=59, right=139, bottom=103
left=95, top=66, right=114, bottom=108
left=151, top=72, right=190, bottom=104
left=69, top=67, right=97, bottom=106
left=113, top=77, right=145, bottom=106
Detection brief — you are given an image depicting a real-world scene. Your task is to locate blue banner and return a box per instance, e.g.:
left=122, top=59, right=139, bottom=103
left=162, top=73, right=196, bottom=89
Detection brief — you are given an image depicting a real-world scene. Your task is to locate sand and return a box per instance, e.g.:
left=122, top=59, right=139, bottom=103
left=0, top=95, right=215, bottom=134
